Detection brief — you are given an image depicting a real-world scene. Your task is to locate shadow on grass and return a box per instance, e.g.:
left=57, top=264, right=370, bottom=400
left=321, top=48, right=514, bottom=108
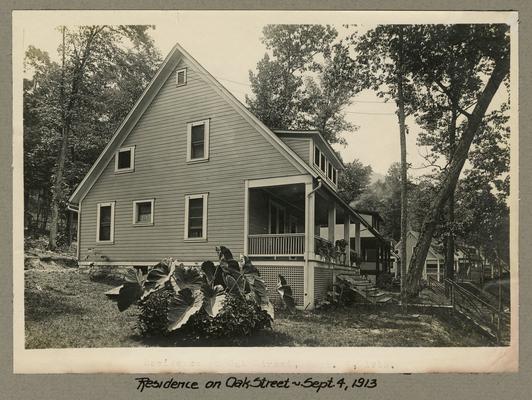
left=25, top=290, right=86, bottom=322
left=129, top=328, right=295, bottom=347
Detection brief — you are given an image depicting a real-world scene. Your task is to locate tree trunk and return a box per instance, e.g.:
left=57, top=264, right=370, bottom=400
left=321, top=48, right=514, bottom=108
left=404, top=53, right=510, bottom=297
left=49, top=27, right=99, bottom=249
left=444, top=107, right=457, bottom=292
left=396, top=26, right=409, bottom=302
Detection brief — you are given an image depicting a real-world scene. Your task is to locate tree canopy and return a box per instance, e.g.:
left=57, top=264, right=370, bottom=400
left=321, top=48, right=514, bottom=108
left=24, top=25, right=162, bottom=244
left=246, top=25, right=361, bottom=144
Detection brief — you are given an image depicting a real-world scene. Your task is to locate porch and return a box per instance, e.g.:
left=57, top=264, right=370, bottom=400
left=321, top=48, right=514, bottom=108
left=244, top=175, right=367, bottom=309
left=244, top=175, right=360, bottom=267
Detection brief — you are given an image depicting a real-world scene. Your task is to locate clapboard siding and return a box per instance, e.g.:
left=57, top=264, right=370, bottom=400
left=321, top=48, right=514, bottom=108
left=80, top=59, right=304, bottom=263
left=279, top=137, right=311, bottom=165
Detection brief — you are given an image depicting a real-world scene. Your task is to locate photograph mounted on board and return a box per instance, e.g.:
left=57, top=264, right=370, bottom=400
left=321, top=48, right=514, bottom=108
left=13, top=10, right=518, bottom=373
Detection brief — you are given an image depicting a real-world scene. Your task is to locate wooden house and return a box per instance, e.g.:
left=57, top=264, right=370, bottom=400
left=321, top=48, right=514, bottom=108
left=68, top=43, right=377, bottom=309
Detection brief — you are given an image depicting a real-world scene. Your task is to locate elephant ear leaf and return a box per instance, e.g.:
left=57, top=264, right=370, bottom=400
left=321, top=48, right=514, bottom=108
left=216, top=245, right=234, bottom=262
left=202, top=285, right=226, bottom=318
left=224, top=273, right=245, bottom=295
left=167, top=288, right=204, bottom=331
left=277, top=274, right=296, bottom=312
left=201, top=261, right=224, bottom=287
left=172, top=265, right=204, bottom=291
left=261, top=301, right=275, bottom=320
left=142, top=258, right=176, bottom=299
left=117, top=269, right=145, bottom=311
left=240, top=255, right=260, bottom=275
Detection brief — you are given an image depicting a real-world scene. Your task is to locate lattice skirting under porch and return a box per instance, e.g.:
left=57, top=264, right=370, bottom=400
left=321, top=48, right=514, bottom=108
left=314, top=267, right=334, bottom=303
left=257, top=264, right=305, bottom=307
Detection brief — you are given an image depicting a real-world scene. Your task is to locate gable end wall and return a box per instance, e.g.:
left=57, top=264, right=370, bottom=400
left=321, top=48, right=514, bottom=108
left=80, top=59, right=303, bottom=263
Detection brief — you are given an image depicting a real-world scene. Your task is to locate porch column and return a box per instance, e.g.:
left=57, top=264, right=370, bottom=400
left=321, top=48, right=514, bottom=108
left=243, top=180, right=249, bottom=254
left=304, top=182, right=315, bottom=309
left=344, top=214, right=351, bottom=266
left=328, top=205, right=336, bottom=244
left=437, top=259, right=441, bottom=282
left=354, top=221, right=361, bottom=255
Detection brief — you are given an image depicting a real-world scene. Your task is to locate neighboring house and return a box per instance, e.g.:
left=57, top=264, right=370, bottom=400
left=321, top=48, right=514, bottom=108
left=320, top=209, right=392, bottom=282
left=394, top=231, right=445, bottom=281
left=394, top=230, right=490, bottom=282
left=68, top=43, right=376, bottom=310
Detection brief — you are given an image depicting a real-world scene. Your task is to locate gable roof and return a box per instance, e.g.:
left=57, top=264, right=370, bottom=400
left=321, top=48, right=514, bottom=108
left=69, top=42, right=317, bottom=204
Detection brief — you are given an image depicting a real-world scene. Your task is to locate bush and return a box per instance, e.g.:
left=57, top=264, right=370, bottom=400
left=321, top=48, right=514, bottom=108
left=112, top=246, right=275, bottom=340
left=137, top=287, right=175, bottom=336
left=179, top=295, right=272, bottom=339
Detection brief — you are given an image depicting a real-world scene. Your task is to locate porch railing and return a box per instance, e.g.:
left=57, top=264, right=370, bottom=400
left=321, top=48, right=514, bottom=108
left=248, top=233, right=305, bottom=256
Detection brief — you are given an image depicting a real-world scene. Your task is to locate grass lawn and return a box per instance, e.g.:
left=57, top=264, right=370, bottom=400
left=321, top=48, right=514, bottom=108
left=24, top=268, right=493, bottom=348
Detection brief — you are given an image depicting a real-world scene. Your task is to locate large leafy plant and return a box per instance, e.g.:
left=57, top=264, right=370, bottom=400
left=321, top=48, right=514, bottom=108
left=113, top=246, right=274, bottom=334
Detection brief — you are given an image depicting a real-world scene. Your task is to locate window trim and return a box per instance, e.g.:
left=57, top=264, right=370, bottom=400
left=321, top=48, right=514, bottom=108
left=114, top=146, right=135, bottom=173
left=184, top=193, right=208, bottom=241
left=96, top=202, right=115, bottom=244
left=132, top=198, right=155, bottom=226
left=176, top=67, right=187, bottom=86
left=186, top=119, right=210, bottom=163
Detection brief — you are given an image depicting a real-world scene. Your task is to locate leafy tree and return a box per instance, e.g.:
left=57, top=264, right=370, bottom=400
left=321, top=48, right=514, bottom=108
left=408, top=25, right=509, bottom=284
left=402, top=24, right=510, bottom=296
left=337, top=159, right=372, bottom=203
left=352, top=25, right=417, bottom=297
left=246, top=25, right=360, bottom=144
left=24, top=25, right=162, bottom=248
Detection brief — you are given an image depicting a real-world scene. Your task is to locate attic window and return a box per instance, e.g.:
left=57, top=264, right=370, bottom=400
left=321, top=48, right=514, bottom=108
left=320, top=153, right=326, bottom=173
left=115, top=146, right=135, bottom=173
left=176, top=68, right=187, bottom=86
left=332, top=169, right=338, bottom=185
left=327, top=162, right=333, bottom=180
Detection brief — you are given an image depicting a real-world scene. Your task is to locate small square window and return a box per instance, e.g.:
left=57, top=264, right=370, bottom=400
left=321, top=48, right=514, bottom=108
left=115, top=146, right=135, bottom=173
left=176, top=68, right=187, bottom=86
left=133, top=199, right=154, bottom=225
left=187, top=120, right=210, bottom=162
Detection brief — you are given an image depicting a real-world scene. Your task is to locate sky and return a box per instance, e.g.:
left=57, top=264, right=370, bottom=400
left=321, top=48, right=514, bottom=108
left=17, top=10, right=512, bottom=177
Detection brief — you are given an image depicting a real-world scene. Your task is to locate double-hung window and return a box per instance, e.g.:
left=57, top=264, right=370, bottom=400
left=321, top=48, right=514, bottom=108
left=133, top=199, right=154, bottom=225
left=184, top=193, right=208, bottom=240
left=314, top=146, right=321, bottom=167
left=96, top=202, right=115, bottom=243
left=115, top=146, right=135, bottom=173
left=176, top=68, right=187, bottom=86
left=187, top=120, right=210, bottom=162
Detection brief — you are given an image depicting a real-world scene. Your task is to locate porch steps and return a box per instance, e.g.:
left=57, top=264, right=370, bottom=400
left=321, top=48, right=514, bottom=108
left=336, top=274, right=394, bottom=304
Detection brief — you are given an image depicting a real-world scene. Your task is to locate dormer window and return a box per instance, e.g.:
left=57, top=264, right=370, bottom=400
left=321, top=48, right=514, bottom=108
left=115, top=146, right=135, bottom=173
left=314, top=147, right=320, bottom=167
left=187, top=119, right=210, bottom=162
left=176, top=68, right=187, bottom=86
